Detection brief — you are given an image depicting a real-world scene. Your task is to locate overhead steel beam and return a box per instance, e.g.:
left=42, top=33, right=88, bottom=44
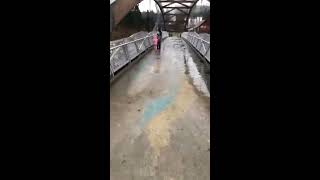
left=163, top=8, right=176, bottom=14
left=155, top=0, right=204, bottom=31
left=162, top=2, right=175, bottom=8
left=163, top=7, right=189, bottom=15
left=159, top=1, right=196, bottom=2
left=184, top=0, right=200, bottom=29
left=164, top=13, right=182, bottom=16
left=187, top=19, right=207, bottom=30
left=160, top=1, right=192, bottom=8
left=173, top=7, right=189, bottom=15
left=162, top=6, right=191, bottom=9
left=110, top=0, right=171, bottom=31
left=174, top=2, right=192, bottom=8
left=153, top=0, right=167, bottom=30
left=110, top=0, right=204, bottom=32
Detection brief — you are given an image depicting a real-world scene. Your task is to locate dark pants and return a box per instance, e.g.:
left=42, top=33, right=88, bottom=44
left=157, top=37, right=161, bottom=49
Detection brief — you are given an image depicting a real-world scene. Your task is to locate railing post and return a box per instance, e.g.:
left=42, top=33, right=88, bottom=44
left=198, top=39, right=202, bottom=51
left=134, top=41, right=139, bottom=54
left=122, top=44, right=130, bottom=63
left=204, top=45, right=210, bottom=56
left=138, top=38, right=145, bottom=51
left=146, top=36, right=151, bottom=47
left=109, top=49, right=115, bottom=77
left=110, top=65, right=114, bottom=77
left=196, top=39, right=200, bottom=50
left=146, top=37, right=149, bottom=48
left=143, top=38, right=147, bottom=50
left=201, top=40, right=206, bottom=54
left=198, top=40, right=202, bottom=51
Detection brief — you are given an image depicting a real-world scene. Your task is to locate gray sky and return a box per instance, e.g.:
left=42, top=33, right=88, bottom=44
left=138, top=0, right=158, bottom=12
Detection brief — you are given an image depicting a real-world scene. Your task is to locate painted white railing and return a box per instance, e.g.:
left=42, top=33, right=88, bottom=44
left=181, top=32, right=210, bottom=62
left=109, top=31, right=169, bottom=78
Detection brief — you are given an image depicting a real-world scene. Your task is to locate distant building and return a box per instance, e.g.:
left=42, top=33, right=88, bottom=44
left=199, top=17, right=210, bottom=33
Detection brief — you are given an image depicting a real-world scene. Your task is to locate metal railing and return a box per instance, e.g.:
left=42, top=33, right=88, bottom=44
left=109, top=31, right=169, bottom=78
left=181, top=32, right=210, bottom=62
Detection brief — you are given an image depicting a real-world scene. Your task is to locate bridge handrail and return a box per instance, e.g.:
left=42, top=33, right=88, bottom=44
left=186, top=34, right=210, bottom=44
left=110, top=34, right=154, bottom=51
left=181, top=32, right=210, bottom=62
left=109, top=31, right=169, bottom=78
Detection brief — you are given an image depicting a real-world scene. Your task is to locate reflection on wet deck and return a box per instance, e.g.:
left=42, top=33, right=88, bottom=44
left=110, top=37, right=210, bottom=180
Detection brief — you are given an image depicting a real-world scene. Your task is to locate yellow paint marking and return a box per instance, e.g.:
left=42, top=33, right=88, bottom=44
left=145, top=78, right=198, bottom=156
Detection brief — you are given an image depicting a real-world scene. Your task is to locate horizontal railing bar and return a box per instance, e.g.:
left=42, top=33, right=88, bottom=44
left=109, top=31, right=169, bottom=78
left=182, top=32, right=210, bottom=63
left=187, top=34, right=210, bottom=44
left=110, top=35, right=154, bottom=50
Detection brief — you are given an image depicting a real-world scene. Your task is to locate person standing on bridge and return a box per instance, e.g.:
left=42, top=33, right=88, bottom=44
left=153, top=34, right=158, bottom=50
left=157, top=33, right=161, bottom=50
left=157, top=26, right=162, bottom=50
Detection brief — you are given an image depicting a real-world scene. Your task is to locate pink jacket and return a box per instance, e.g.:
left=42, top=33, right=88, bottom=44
left=153, top=35, right=158, bottom=46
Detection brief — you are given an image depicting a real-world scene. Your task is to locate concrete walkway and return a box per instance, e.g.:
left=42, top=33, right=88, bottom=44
left=110, top=37, right=210, bottom=180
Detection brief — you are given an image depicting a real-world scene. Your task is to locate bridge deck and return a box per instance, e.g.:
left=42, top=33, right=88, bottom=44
left=110, top=37, right=210, bottom=180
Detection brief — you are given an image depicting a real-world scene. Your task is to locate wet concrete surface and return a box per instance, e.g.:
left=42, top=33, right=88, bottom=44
left=110, top=37, right=210, bottom=180
left=184, top=43, right=210, bottom=92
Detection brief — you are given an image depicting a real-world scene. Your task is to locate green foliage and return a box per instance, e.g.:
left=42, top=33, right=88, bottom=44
left=141, top=11, right=158, bottom=30
left=190, top=5, right=210, bottom=18
left=119, top=6, right=145, bottom=29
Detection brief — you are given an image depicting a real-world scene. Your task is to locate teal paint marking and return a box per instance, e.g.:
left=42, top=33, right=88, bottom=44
left=139, top=87, right=178, bottom=128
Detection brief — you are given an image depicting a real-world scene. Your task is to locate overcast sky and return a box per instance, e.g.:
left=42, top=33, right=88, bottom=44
left=138, top=0, right=210, bottom=12
left=138, top=0, right=158, bottom=12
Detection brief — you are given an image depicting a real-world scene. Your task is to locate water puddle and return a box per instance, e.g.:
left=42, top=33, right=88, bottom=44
left=183, top=41, right=210, bottom=97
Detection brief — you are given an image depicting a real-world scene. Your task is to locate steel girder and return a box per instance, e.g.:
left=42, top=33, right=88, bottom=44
left=110, top=0, right=210, bottom=32
left=154, top=0, right=200, bottom=32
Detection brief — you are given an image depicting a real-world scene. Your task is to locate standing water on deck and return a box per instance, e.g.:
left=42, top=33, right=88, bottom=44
left=110, top=37, right=210, bottom=180
left=166, top=35, right=210, bottom=96
left=183, top=40, right=210, bottom=95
